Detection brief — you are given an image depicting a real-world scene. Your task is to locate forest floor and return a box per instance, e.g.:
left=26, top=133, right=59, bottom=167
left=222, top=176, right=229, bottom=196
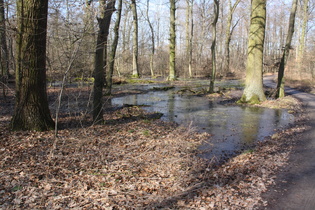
left=258, top=76, right=315, bottom=210
left=0, top=78, right=313, bottom=209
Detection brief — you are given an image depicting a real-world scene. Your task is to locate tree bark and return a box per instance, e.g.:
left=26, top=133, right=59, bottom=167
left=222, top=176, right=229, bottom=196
left=93, top=0, right=115, bottom=123
left=209, top=0, right=219, bottom=93
left=11, top=0, right=54, bottom=131
left=0, top=0, right=8, bottom=98
left=185, top=0, right=194, bottom=78
left=239, top=0, right=266, bottom=103
left=146, top=0, right=155, bottom=78
left=105, top=0, right=122, bottom=95
left=131, top=0, right=139, bottom=78
left=297, top=0, right=308, bottom=61
left=168, top=0, right=176, bottom=81
left=223, top=0, right=241, bottom=75
left=276, top=0, right=298, bottom=98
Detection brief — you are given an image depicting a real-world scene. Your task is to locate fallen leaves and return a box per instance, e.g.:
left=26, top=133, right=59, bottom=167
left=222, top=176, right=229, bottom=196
left=0, top=86, right=307, bottom=209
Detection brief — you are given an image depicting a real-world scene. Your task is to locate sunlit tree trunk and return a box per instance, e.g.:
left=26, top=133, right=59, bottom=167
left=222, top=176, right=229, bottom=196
left=131, top=0, right=139, bottom=78
left=239, top=0, right=266, bottom=104
left=185, top=0, right=193, bottom=78
left=105, top=0, right=122, bottom=95
left=168, top=0, right=176, bottom=81
left=11, top=0, right=54, bottom=131
left=276, top=0, right=298, bottom=98
left=93, top=0, right=115, bottom=123
left=297, top=0, right=309, bottom=61
left=209, top=0, right=219, bottom=93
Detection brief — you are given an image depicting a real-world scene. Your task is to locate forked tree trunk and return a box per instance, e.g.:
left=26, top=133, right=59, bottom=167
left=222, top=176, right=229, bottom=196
left=11, top=0, right=54, bottom=131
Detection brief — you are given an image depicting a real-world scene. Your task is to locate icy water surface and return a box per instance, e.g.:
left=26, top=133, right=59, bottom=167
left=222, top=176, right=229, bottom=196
left=111, top=85, right=294, bottom=161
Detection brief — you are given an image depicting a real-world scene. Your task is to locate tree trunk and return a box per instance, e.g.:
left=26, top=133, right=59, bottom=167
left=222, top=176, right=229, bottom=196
left=146, top=0, right=155, bottom=78
left=223, top=0, right=241, bottom=75
left=276, top=0, right=298, bottom=98
left=11, top=0, right=54, bottom=131
left=131, top=0, right=139, bottom=78
left=93, top=0, right=115, bottom=123
left=105, top=0, right=122, bottom=96
left=185, top=0, right=194, bottom=78
left=297, top=0, right=308, bottom=61
left=168, top=0, right=176, bottom=81
left=209, top=0, right=219, bottom=93
left=0, top=0, right=8, bottom=98
left=239, top=0, right=266, bottom=104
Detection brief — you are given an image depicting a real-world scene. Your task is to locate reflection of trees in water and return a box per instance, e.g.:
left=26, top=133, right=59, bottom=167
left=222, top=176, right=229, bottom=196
left=240, top=107, right=262, bottom=145
left=111, top=91, right=293, bottom=152
left=240, top=107, right=287, bottom=145
left=131, top=94, right=138, bottom=105
left=167, top=92, right=175, bottom=122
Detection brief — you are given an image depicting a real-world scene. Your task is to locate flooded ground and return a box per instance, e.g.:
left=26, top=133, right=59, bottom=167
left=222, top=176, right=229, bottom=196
left=111, top=82, right=294, bottom=162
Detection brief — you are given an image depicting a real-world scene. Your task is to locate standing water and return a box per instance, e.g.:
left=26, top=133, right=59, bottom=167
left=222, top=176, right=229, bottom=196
left=111, top=86, right=294, bottom=161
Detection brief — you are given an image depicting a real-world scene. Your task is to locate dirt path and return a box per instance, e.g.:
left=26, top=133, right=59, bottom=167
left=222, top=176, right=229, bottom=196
left=260, top=76, right=315, bottom=209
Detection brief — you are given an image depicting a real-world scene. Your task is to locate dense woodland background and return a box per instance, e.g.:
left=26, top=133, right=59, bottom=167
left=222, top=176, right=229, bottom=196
left=0, top=0, right=314, bottom=83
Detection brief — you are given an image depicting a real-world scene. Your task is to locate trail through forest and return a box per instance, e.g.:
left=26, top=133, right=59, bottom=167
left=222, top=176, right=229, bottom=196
left=261, top=75, right=315, bottom=209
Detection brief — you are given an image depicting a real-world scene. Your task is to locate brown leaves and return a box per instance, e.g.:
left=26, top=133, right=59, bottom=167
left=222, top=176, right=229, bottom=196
left=0, top=103, right=306, bottom=209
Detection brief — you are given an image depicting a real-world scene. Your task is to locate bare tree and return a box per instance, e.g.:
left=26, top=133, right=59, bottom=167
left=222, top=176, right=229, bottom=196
left=276, top=0, right=298, bottom=98
left=11, top=0, right=54, bottom=131
left=209, top=0, right=219, bottom=93
left=93, top=0, right=116, bottom=123
left=146, top=0, right=155, bottom=78
left=297, top=0, right=309, bottom=60
left=169, top=0, right=177, bottom=81
left=239, top=0, right=266, bottom=103
left=0, top=0, right=8, bottom=99
left=185, top=0, right=194, bottom=78
left=105, top=0, right=122, bottom=95
left=223, top=0, right=241, bottom=75
left=131, top=0, right=139, bottom=78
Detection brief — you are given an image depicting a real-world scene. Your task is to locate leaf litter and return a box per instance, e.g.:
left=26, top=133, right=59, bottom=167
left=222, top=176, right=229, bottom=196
left=0, top=86, right=307, bottom=209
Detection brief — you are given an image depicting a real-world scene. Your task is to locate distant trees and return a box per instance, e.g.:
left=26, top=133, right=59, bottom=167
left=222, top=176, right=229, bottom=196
left=239, top=0, right=266, bottom=104
left=2, top=0, right=314, bottom=131
left=11, top=0, right=54, bottom=131
left=42, top=1, right=315, bottom=83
